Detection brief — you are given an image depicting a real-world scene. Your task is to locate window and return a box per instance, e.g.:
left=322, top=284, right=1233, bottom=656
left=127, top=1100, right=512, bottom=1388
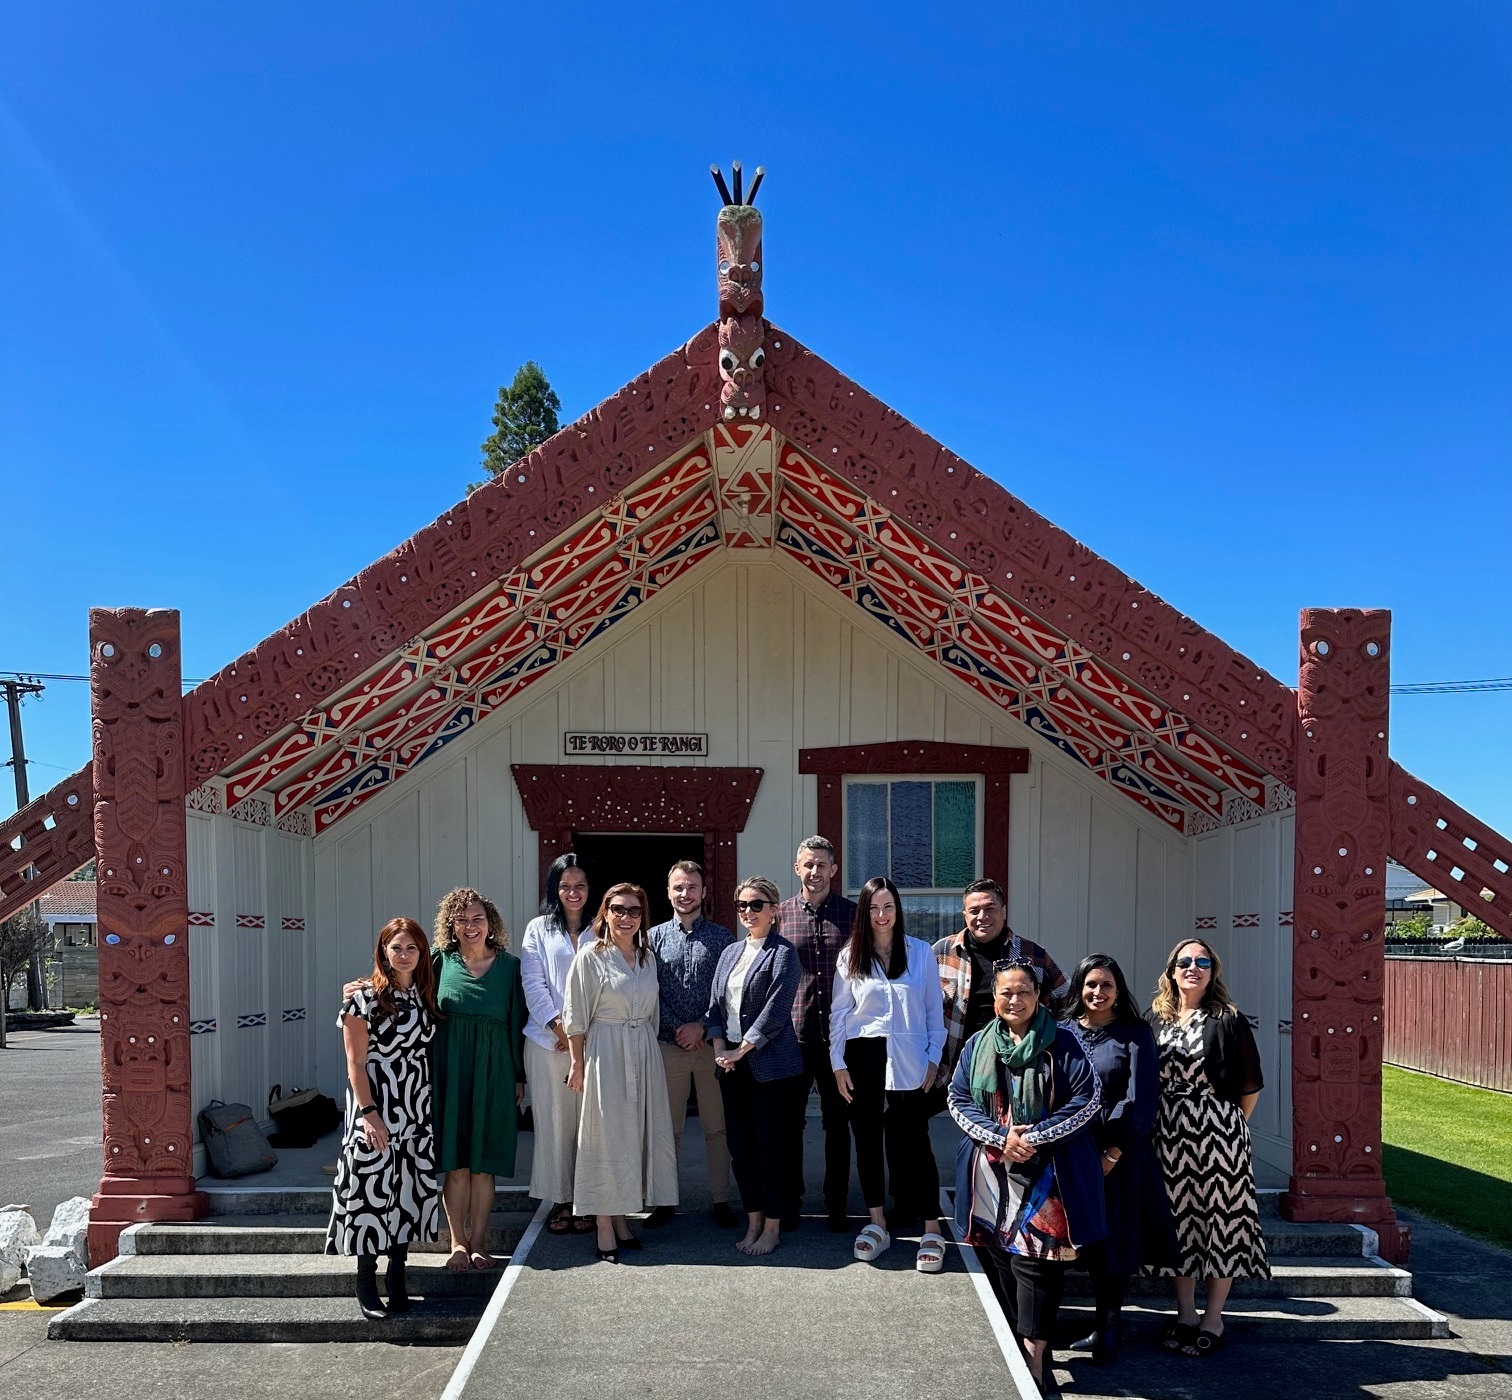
left=843, top=777, right=981, bottom=941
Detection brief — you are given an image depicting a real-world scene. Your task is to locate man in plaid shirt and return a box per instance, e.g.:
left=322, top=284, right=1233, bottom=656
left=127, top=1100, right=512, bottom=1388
left=933, top=877, right=1068, bottom=1077
left=776, top=835, right=856, bottom=1231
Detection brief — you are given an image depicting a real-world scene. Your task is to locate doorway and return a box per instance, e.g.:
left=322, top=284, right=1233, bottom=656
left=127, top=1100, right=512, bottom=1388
left=571, top=832, right=706, bottom=928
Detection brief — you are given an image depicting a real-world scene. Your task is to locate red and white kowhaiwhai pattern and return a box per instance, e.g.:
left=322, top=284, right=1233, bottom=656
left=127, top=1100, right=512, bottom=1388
left=225, top=428, right=1274, bottom=836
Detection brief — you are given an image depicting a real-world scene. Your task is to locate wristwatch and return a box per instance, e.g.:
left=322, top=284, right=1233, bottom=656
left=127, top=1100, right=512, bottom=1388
left=360, top=1105, right=380, bottom=1117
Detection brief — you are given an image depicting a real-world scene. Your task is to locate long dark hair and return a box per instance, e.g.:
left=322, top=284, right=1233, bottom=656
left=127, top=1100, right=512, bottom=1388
left=1059, top=953, right=1141, bottom=1024
left=846, top=876, right=909, bottom=980
left=371, top=917, right=441, bottom=1022
left=541, top=852, right=589, bottom=930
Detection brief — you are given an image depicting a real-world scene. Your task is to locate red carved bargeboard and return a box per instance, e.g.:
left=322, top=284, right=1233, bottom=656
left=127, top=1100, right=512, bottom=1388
left=511, top=764, right=763, bottom=932
left=88, top=609, right=207, bottom=1263
left=1280, top=608, right=1406, bottom=1262
left=0, top=769, right=94, bottom=926
left=799, top=741, right=1028, bottom=895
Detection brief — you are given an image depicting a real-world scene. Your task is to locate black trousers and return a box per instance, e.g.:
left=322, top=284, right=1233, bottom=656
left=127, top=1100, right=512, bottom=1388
left=721, top=1062, right=803, bottom=1222
left=1079, top=1240, right=1128, bottom=1320
left=983, top=1243, right=1066, bottom=1343
left=794, top=1038, right=852, bottom=1214
left=843, top=1037, right=941, bottom=1222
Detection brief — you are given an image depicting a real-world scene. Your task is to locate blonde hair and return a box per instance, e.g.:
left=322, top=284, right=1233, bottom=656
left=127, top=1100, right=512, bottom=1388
left=734, top=875, right=782, bottom=907
left=1150, top=937, right=1238, bottom=1022
left=590, top=883, right=652, bottom=964
left=433, top=887, right=508, bottom=953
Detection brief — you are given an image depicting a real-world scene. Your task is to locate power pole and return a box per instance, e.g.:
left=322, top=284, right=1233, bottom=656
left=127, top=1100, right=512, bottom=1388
left=3, top=676, right=46, bottom=1011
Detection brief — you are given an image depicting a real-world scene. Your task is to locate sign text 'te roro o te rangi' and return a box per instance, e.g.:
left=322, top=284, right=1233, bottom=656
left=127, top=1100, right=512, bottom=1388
left=562, top=732, right=710, bottom=757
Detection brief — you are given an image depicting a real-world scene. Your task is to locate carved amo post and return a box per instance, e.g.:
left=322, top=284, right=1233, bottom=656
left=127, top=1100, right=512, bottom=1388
left=1281, top=608, right=1407, bottom=1262
left=88, top=609, right=207, bottom=1263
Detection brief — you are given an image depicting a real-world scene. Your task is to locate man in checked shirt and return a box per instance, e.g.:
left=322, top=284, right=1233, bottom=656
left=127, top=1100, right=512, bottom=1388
left=776, top=835, right=858, bottom=1232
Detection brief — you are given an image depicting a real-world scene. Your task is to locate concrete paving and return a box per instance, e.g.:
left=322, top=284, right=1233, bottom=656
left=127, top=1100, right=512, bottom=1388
left=0, top=1019, right=102, bottom=1225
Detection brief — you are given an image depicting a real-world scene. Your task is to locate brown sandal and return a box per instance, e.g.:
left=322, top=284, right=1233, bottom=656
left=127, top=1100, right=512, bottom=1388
left=571, top=1213, right=595, bottom=1234
left=546, top=1204, right=573, bottom=1235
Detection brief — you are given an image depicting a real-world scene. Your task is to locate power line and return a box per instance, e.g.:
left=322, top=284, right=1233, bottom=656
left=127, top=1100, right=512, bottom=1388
left=0, top=670, right=206, bottom=689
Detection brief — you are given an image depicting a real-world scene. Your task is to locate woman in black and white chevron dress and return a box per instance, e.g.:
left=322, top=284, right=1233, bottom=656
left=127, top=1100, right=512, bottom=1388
left=327, top=916, right=442, bottom=1320
left=1147, top=937, right=1268, bottom=1358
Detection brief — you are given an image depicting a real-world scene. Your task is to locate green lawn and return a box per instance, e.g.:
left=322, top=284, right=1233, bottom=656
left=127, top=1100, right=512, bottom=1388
left=1382, top=1064, right=1512, bottom=1249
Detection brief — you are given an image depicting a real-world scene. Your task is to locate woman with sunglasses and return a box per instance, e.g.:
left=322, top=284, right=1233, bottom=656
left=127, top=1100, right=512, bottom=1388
left=564, top=882, right=678, bottom=1262
left=705, top=877, right=803, bottom=1257
left=1147, top=938, right=1268, bottom=1357
left=948, top=958, right=1104, bottom=1393
left=1057, top=955, right=1176, bottom=1363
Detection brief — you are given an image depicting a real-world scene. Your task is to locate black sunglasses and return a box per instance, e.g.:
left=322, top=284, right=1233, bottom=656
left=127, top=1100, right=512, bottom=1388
left=734, top=898, right=772, bottom=913
left=1174, top=956, right=1213, bottom=970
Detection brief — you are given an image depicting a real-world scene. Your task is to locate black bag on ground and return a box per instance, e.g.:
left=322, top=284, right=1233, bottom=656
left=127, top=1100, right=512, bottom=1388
left=198, top=1099, right=277, bottom=1178
left=267, top=1083, right=342, bottom=1148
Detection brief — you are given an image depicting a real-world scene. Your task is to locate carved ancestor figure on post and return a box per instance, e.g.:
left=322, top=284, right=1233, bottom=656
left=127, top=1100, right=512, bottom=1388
left=1282, top=606, right=1406, bottom=1261
left=89, top=608, right=206, bottom=1261
left=711, top=162, right=765, bottom=424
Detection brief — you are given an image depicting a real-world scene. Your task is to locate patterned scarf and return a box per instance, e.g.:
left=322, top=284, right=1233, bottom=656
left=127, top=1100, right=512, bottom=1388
left=969, top=1004, right=1056, bottom=1127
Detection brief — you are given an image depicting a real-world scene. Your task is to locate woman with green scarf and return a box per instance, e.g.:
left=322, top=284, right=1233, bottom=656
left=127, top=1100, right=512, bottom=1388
left=947, top=958, right=1106, bottom=1391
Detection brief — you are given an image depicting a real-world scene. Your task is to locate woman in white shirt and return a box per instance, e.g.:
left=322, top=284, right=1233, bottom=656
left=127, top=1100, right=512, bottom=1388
left=831, top=875, right=948, bottom=1272
left=518, top=854, right=594, bottom=1235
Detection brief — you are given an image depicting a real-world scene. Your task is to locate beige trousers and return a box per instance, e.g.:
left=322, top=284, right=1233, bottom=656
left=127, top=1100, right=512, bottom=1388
left=659, top=1040, right=731, bottom=1204
left=525, top=1034, right=581, bottom=1206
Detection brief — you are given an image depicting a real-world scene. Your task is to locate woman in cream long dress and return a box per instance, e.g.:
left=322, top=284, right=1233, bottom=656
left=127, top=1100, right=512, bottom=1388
left=564, top=882, right=679, bottom=1260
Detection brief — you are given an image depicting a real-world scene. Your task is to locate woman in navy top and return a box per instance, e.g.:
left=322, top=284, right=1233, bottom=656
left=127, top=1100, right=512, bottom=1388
left=1059, top=954, right=1176, bottom=1364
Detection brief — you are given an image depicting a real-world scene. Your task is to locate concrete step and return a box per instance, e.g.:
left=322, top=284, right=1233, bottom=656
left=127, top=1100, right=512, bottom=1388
left=1259, top=1219, right=1372, bottom=1256
left=1061, top=1258, right=1411, bottom=1300
left=48, top=1295, right=486, bottom=1344
left=89, top=1251, right=510, bottom=1300
left=196, top=1185, right=534, bottom=1216
left=1056, top=1294, right=1449, bottom=1343
left=122, top=1211, right=534, bottom=1256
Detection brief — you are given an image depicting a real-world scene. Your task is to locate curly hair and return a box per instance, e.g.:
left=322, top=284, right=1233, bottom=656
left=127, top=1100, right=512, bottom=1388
left=1150, top=937, right=1238, bottom=1022
left=432, top=886, right=508, bottom=953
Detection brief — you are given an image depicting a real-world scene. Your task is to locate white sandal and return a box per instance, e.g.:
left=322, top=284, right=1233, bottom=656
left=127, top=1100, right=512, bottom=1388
left=915, top=1231, right=947, bottom=1273
left=853, top=1223, right=891, bottom=1262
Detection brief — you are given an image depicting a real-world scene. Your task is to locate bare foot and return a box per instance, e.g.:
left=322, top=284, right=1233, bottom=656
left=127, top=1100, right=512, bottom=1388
left=445, top=1246, right=472, bottom=1272
left=736, top=1229, right=761, bottom=1255
left=743, top=1225, right=781, bottom=1257
left=469, top=1249, right=498, bottom=1269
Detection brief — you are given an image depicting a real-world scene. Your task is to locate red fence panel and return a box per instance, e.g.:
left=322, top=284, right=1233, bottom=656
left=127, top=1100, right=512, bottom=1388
left=1384, top=958, right=1512, bottom=1093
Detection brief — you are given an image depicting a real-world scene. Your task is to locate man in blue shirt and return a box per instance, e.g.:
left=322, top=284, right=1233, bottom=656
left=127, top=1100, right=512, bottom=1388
left=646, top=860, right=737, bottom=1228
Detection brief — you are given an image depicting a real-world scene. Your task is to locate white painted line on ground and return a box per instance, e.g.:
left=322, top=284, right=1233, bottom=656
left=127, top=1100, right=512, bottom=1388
left=438, top=1198, right=551, bottom=1400
left=939, top=1188, right=1041, bottom=1400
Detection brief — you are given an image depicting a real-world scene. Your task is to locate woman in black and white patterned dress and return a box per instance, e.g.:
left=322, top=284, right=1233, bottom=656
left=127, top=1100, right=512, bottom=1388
left=1147, top=937, right=1268, bottom=1358
left=326, top=916, right=442, bottom=1320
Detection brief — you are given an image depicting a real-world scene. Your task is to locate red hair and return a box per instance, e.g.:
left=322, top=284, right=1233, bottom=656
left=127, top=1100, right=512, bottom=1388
left=371, top=917, right=440, bottom=1022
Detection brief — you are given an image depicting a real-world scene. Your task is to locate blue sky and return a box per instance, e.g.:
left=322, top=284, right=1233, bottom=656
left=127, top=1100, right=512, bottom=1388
left=3, top=4, right=1510, bottom=833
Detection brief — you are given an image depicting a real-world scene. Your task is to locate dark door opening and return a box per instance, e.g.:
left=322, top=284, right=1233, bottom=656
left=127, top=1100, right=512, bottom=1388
left=571, top=832, right=706, bottom=928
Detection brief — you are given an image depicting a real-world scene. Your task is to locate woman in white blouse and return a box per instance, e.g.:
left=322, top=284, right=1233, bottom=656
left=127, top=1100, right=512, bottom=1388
left=518, top=854, right=595, bottom=1235
left=831, top=876, right=948, bottom=1272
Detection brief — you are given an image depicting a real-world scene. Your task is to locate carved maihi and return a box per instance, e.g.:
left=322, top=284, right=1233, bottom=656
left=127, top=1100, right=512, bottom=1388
left=713, top=163, right=766, bottom=424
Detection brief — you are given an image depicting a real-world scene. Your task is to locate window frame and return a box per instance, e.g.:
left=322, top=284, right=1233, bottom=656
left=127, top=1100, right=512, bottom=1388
left=840, top=773, right=985, bottom=900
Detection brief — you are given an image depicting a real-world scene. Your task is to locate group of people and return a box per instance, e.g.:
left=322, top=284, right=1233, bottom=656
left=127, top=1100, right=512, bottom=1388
left=326, top=835, right=1269, bottom=1391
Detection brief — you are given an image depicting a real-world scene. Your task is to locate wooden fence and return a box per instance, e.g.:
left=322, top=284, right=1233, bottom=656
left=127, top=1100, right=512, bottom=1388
left=1384, top=956, right=1512, bottom=1093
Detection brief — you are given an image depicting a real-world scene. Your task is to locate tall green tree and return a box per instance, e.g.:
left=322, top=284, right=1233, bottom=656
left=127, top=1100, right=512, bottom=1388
left=474, top=361, right=561, bottom=492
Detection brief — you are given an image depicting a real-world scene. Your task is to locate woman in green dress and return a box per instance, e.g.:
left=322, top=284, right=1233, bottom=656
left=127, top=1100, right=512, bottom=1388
left=432, top=886, right=526, bottom=1271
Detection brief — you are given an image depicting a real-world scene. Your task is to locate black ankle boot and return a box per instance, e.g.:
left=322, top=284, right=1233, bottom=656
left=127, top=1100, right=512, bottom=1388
left=356, top=1254, right=386, bottom=1320
left=385, top=1244, right=410, bottom=1314
left=1095, top=1314, right=1121, bottom=1364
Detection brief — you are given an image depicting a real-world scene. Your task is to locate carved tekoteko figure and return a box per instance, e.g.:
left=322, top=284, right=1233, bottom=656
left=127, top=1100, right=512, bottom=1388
left=711, top=162, right=765, bottom=423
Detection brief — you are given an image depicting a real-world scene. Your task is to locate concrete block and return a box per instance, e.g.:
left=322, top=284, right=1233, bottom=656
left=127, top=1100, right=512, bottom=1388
left=26, top=1244, right=88, bottom=1302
